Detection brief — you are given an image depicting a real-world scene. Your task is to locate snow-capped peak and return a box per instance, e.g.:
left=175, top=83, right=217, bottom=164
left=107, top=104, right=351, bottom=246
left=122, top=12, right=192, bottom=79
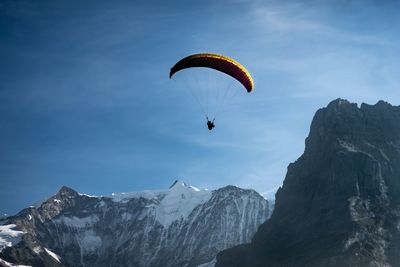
left=96, top=180, right=212, bottom=227
left=109, top=180, right=206, bottom=202
left=156, top=180, right=211, bottom=227
left=168, top=180, right=201, bottom=192
left=169, top=180, right=186, bottom=189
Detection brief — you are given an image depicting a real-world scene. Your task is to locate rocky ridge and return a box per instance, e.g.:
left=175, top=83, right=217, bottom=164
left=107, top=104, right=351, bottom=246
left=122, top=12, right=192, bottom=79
left=217, top=99, right=400, bottom=267
left=0, top=181, right=269, bottom=267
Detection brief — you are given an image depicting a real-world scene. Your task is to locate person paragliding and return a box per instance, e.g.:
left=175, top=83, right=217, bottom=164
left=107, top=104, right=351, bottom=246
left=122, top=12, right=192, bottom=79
left=169, top=53, right=254, bottom=131
left=206, top=117, right=215, bottom=131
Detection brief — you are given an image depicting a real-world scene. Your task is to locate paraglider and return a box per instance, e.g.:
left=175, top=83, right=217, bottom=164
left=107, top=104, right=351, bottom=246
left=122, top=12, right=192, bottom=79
left=170, top=53, right=253, bottom=130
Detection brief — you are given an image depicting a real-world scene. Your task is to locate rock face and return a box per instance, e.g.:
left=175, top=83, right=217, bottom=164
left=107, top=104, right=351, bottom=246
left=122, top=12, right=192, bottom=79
left=0, top=181, right=269, bottom=267
left=217, top=99, right=400, bottom=267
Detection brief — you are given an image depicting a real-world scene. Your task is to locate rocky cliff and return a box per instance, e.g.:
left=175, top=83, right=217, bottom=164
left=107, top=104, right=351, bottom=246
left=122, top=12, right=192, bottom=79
left=217, top=99, right=400, bottom=267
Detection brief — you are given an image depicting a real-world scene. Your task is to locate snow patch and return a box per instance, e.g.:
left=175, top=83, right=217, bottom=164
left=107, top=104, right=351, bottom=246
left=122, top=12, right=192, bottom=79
left=345, top=232, right=362, bottom=249
left=346, top=196, right=368, bottom=249
left=0, top=257, right=32, bottom=267
left=189, top=185, right=200, bottom=192
left=44, top=248, right=61, bottom=263
left=78, top=193, right=98, bottom=198
left=53, top=199, right=61, bottom=204
left=339, top=140, right=360, bottom=153
left=0, top=224, right=25, bottom=252
left=32, top=246, right=42, bottom=254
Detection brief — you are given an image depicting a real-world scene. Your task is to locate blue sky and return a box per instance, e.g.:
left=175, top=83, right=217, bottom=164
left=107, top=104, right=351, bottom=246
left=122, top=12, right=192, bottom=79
left=1, top=0, right=400, bottom=215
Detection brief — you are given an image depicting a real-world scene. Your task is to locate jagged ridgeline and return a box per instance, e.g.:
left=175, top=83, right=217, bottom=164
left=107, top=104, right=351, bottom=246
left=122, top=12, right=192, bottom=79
left=217, top=99, right=400, bottom=267
left=0, top=181, right=269, bottom=267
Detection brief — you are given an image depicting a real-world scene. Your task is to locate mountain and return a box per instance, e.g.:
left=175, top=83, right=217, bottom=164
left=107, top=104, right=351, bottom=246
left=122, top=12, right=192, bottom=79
left=217, top=99, right=400, bottom=267
left=0, top=181, right=269, bottom=267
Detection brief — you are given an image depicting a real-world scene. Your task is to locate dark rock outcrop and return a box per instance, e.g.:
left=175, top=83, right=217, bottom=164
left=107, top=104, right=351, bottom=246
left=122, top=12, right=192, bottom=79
left=217, top=99, right=400, bottom=267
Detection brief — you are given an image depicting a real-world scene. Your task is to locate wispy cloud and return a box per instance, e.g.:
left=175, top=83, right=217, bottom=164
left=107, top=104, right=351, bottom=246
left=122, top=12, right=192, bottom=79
left=250, top=1, right=396, bottom=46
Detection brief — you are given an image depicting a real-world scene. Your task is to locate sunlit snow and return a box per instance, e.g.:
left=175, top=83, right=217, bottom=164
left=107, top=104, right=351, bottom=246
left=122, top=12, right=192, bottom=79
left=0, top=224, right=25, bottom=252
left=0, top=257, right=32, bottom=267
left=109, top=181, right=212, bottom=227
left=155, top=181, right=211, bottom=227
left=44, top=248, right=61, bottom=263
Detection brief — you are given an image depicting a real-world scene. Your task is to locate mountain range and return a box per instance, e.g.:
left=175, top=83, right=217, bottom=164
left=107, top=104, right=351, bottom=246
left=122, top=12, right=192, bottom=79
left=0, top=181, right=269, bottom=267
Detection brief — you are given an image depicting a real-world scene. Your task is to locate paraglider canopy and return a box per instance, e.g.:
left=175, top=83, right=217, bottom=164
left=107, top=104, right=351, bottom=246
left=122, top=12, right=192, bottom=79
left=169, top=53, right=254, bottom=131
left=170, top=53, right=254, bottom=92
